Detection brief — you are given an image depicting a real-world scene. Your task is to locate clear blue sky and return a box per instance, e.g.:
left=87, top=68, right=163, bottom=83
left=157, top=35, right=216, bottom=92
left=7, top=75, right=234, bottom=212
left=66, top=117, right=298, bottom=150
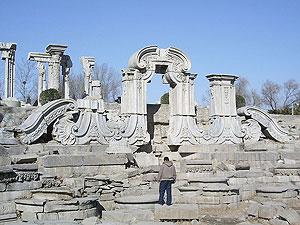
left=1, top=0, right=300, bottom=104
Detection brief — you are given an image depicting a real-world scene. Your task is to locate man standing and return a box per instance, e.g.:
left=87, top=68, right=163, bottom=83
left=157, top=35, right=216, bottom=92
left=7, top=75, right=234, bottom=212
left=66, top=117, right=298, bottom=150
left=157, top=157, right=176, bottom=206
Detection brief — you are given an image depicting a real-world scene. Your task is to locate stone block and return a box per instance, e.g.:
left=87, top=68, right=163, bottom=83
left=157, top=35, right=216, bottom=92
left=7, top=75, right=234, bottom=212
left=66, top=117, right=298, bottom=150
left=82, top=216, right=101, bottom=225
left=154, top=204, right=199, bottom=220
left=7, top=145, right=26, bottom=155
left=0, top=201, right=16, bottom=215
left=44, top=200, right=79, bottom=212
left=135, top=152, right=159, bottom=168
left=12, top=164, right=38, bottom=171
left=37, top=212, right=59, bottom=220
left=100, top=193, right=114, bottom=201
left=258, top=205, right=276, bottom=220
left=0, top=183, right=6, bottom=192
left=6, top=181, right=42, bottom=191
left=220, top=195, right=239, bottom=204
left=16, top=203, right=43, bottom=213
left=21, top=212, right=37, bottom=221
left=102, top=209, right=154, bottom=223
left=0, top=190, right=31, bottom=201
left=31, top=189, right=73, bottom=200
left=58, top=208, right=97, bottom=220
left=0, top=213, right=17, bottom=222
left=0, top=156, right=11, bottom=166
left=269, top=218, right=289, bottom=225
left=235, top=161, right=250, bottom=170
left=247, top=202, right=260, bottom=217
left=27, top=144, right=44, bottom=153
left=197, top=196, right=220, bottom=205
left=115, top=195, right=158, bottom=204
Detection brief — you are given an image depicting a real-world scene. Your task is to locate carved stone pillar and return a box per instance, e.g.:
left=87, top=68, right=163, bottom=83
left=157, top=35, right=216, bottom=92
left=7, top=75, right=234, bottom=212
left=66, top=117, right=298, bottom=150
left=206, top=74, right=245, bottom=144
left=121, top=68, right=147, bottom=115
left=80, top=57, right=95, bottom=96
left=37, top=62, right=46, bottom=105
left=0, top=43, right=17, bottom=99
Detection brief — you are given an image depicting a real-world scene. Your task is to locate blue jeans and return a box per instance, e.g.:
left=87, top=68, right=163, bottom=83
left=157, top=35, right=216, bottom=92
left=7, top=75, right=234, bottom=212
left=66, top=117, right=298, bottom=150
left=159, top=180, right=172, bottom=205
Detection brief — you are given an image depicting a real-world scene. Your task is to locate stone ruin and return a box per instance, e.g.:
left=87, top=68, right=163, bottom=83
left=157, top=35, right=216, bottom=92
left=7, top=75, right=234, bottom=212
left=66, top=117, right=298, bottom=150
left=0, top=45, right=299, bottom=225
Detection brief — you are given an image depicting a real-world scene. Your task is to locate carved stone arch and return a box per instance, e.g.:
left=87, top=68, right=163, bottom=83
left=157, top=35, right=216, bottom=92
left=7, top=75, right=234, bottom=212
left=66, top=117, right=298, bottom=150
left=128, top=45, right=192, bottom=83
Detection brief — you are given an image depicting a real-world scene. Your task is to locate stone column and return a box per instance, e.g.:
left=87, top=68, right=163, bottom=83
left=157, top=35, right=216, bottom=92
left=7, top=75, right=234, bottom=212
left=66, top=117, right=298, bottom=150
left=36, top=62, right=46, bottom=105
left=0, top=43, right=17, bottom=99
left=61, top=55, right=72, bottom=99
left=80, top=57, right=95, bottom=96
left=46, top=44, right=68, bottom=91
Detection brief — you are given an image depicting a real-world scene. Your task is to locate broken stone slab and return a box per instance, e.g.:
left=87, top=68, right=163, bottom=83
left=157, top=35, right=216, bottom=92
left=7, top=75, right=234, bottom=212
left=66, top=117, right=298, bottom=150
left=85, top=174, right=110, bottom=181
left=115, top=195, right=158, bottom=204
left=102, top=209, right=154, bottom=223
left=0, top=183, right=6, bottom=191
left=0, top=165, right=13, bottom=173
left=82, top=216, right=101, bottom=225
left=6, top=181, right=42, bottom=191
left=0, top=201, right=16, bottom=215
left=202, top=185, right=239, bottom=192
left=185, top=160, right=212, bottom=165
left=235, top=161, right=250, bottom=170
left=44, top=200, right=79, bottom=213
left=232, top=170, right=268, bottom=178
left=34, top=221, right=80, bottom=225
left=134, top=152, right=159, bottom=168
left=15, top=199, right=46, bottom=206
left=135, top=222, right=176, bottom=225
left=247, top=202, right=260, bottom=217
left=178, top=186, right=202, bottom=192
left=189, top=177, right=228, bottom=184
left=11, top=154, right=37, bottom=164
left=42, top=154, right=127, bottom=168
left=256, top=186, right=294, bottom=193
left=154, top=204, right=199, bottom=220
left=31, top=188, right=73, bottom=200
left=278, top=208, right=300, bottom=225
left=12, top=164, right=38, bottom=171
left=127, top=165, right=160, bottom=178
left=0, top=156, right=11, bottom=166
left=269, top=218, right=289, bottom=225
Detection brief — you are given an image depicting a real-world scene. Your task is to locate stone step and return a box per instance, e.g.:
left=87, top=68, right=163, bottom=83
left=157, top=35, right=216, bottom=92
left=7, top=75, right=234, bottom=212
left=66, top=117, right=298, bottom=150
left=154, top=204, right=199, bottom=220
left=102, top=209, right=154, bottom=223
left=115, top=194, right=158, bottom=210
left=31, top=188, right=74, bottom=200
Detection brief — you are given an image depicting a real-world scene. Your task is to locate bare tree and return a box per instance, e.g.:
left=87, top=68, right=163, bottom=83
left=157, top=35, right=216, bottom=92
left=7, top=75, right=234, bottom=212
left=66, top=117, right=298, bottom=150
left=282, top=79, right=300, bottom=107
left=69, top=71, right=85, bottom=100
left=261, top=80, right=281, bottom=110
left=249, top=88, right=263, bottom=107
left=94, top=63, right=121, bottom=102
left=235, top=77, right=250, bottom=104
left=15, top=59, right=37, bottom=102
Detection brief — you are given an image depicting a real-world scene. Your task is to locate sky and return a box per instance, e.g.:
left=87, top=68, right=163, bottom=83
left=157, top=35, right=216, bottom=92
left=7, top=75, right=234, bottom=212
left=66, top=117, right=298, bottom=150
left=0, top=0, right=300, bottom=104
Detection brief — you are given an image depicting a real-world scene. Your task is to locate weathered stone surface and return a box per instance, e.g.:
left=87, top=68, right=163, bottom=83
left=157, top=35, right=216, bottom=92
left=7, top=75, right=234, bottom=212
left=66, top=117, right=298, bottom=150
left=278, top=208, right=300, bottom=225
left=258, top=205, right=276, bottom=220
left=135, top=222, right=176, bottom=225
left=0, top=156, right=11, bottom=166
left=0, top=213, right=17, bottom=222
left=44, top=200, right=79, bottom=212
left=5, top=145, right=26, bottom=155
left=15, top=199, right=46, bottom=206
left=82, top=216, right=101, bottom=225
left=43, top=153, right=127, bottom=168
left=247, top=202, right=260, bottom=217
left=0, top=183, right=6, bottom=191
left=37, top=212, right=58, bottom=221
left=21, top=212, right=37, bottom=221
left=189, top=177, right=228, bottom=183
left=6, top=181, right=42, bottom=191
left=12, top=164, right=38, bottom=171
left=154, top=204, right=199, bottom=220
left=58, top=208, right=97, bottom=220
left=235, top=161, right=250, bottom=170
left=31, top=189, right=73, bottom=200
left=11, top=154, right=37, bottom=164
left=269, top=218, right=289, bottom=225
left=102, top=209, right=154, bottom=223
left=16, top=203, right=43, bottom=212
left=135, top=152, right=159, bottom=168
left=0, top=190, right=31, bottom=201
left=0, top=202, right=16, bottom=215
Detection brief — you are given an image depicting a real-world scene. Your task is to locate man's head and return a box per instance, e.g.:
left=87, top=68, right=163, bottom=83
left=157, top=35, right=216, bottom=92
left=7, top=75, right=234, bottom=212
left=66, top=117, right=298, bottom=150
left=164, top=157, right=169, bottom=162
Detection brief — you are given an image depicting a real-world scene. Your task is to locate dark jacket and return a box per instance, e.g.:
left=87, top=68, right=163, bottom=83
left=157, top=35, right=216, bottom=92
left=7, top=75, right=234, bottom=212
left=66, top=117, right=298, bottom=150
left=158, top=161, right=176, bottom=182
